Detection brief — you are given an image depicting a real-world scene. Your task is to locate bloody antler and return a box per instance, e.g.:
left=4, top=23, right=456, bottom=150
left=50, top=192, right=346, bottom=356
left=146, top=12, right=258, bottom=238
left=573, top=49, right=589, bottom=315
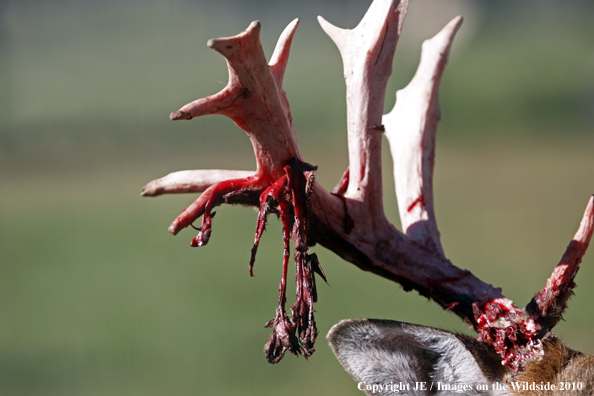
left=143, top=0, right=594, bottom=369
left=144, top=18, right=326, bottom=363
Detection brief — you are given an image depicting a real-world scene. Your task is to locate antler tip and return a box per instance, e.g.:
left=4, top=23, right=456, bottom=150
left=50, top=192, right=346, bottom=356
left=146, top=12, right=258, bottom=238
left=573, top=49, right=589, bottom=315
left=170, top=111, right=192, bottom=121
left=140, top=182, right=157, bottom=197
left=168, top=222, right=180, bottom=236
left=207, top=20, right=261, bottom=54
left=575, top=194, right=594, bottom=243
left=288, top=17, right=299, bottom=28
left=446, top=15, right=464, bottom=36
left=249, top=20, right=261, bottom=31
left=317, top=15, right=345, bottom=46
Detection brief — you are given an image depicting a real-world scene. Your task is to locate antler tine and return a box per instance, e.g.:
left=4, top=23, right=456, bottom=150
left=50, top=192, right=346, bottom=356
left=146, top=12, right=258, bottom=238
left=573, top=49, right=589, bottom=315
left=318, top=0, right=408, bottom=225
left=169, top=20, right=301, bottom=178
left=269, top=18, right=299, bottom=89
left=527, top=195, right=594, bottom=335
left=141, top=170, right=255, bottom=197
left=384, top=16, right=462, bottom=256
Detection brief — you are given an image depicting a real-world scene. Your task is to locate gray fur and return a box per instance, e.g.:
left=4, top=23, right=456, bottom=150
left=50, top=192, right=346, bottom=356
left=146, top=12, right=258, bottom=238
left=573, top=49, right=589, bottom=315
left=327, top=319, right=510, bottom=396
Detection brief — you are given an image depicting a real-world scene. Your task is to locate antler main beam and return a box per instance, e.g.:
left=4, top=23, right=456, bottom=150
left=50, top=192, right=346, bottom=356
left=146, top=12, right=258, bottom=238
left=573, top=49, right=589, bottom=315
left=143, top=0, right=594, bottom=369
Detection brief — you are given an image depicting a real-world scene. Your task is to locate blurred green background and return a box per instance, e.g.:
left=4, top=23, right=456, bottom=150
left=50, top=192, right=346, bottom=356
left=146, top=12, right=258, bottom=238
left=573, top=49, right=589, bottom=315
left=1, top=0, right=594, bottom=394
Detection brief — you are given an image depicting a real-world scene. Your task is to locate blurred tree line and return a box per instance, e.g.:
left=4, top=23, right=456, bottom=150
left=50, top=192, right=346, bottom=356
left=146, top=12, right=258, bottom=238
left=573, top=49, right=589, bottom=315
left=0, top=0, right=593, bottom=168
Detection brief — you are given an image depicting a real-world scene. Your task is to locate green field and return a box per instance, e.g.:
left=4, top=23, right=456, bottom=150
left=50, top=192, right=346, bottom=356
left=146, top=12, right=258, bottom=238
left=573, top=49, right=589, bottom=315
left=1, top=1, right=594, bottom=395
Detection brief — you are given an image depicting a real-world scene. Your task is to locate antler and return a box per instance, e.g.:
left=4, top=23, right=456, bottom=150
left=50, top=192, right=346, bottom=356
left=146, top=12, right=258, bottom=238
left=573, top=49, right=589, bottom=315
left=142, top=0, right=594, bottom=369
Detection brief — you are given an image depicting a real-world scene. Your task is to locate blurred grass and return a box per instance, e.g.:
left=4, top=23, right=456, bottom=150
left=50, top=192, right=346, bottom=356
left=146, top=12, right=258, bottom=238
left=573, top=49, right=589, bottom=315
left=1, top=0, right=594, bottom=395
left=2, top=137, right=594, bottom=396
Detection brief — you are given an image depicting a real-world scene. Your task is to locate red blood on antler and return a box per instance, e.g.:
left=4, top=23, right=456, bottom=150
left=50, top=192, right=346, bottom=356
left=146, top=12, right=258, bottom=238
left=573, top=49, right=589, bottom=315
left=143, top=0, right=594, bottom=369
left=253, top=158, right=323, bottom=363
left=144, top=18, right=329, bottom=362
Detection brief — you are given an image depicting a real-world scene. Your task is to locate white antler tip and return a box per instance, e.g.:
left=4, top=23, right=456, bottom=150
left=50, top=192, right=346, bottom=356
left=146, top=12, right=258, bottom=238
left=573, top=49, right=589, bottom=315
left=317, top=15, right=347, bottom=47
left=444, top=16, right=463, bottom=38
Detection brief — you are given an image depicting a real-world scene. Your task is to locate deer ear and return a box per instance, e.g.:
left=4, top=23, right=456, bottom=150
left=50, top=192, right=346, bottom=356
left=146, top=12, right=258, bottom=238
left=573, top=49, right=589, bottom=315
left=327, top=319, right=506, bottom=395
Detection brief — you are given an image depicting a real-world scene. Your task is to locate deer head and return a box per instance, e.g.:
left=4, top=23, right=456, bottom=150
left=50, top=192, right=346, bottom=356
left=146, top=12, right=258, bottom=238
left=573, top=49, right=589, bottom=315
left=142, top=0, right=594, bottom=390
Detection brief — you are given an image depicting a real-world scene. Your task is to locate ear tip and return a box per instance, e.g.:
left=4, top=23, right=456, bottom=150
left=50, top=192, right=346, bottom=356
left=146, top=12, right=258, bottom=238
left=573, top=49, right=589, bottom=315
left=328, top=317, right=404, bottom=332
left=326, top=318, right=360, bottom=345
left=327, top=318, right=405, bottom=347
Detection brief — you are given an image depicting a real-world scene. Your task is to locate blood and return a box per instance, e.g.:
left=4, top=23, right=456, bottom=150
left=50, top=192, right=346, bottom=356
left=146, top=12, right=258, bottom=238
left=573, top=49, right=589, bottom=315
left=258, top=158, right=324, bottom=362
left=474, top=301, right=540, bottom=370
left=407, top=194, right=425, bottom=212
left=332, top=168, right=349, bottom=196
left=250, top=174, right=289, bottom=276
left=185, top=157, right=324, bottom=364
